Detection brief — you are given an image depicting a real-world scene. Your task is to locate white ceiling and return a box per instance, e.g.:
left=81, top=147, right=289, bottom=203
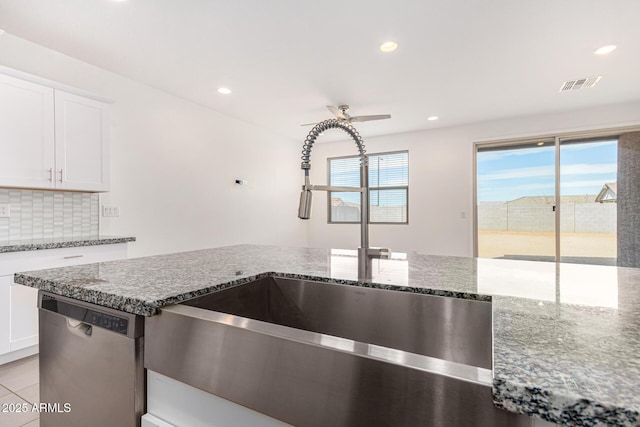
left=1, top=0, right=639, bottom=142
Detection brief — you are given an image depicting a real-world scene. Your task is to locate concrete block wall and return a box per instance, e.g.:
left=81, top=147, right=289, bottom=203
left=505, top=205, right=555, bottom=232
left=477, top=203, right=508, bottom=231
left=479, top=202, right=616, bottom=233
left=575, top=204, right=616, bottom=233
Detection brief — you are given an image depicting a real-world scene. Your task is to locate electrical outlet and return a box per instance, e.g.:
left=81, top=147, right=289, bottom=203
left=0, top=204, right=10, bottom=218
left=102, top=205, right=120, bottom=217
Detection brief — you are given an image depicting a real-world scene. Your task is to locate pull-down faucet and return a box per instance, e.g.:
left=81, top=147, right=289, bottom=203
left=297, top=119, right=391, bottom=280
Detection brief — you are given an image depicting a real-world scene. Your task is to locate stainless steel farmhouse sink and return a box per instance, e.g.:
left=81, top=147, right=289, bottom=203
left=145, top=276, right=530, bottom=427
left=183, top=276, right=492, bottom=369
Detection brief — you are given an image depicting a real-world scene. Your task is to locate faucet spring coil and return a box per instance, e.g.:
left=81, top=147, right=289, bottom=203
left=300, top=119, right=367, bottom=169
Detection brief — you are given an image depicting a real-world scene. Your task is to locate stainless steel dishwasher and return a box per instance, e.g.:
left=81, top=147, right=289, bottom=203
left=38, top=292, right=145, bottom=427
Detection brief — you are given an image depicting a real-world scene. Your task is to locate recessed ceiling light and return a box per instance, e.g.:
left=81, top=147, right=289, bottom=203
left=217, top=87, right=232, bottom=95
left=594, top=45, right=616, bottom=55
left=379, top=41, right=398, bottom=53
left=537, top=142, right=545, bottom=146
left=0, top=29, right=5, bottom=36
left=427, top=116, right=439, bottom=121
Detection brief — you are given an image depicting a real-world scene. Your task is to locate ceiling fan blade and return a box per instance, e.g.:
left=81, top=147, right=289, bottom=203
left=349, top=114, right=391, bottom=123
left=327, top=105, right=347, bottom=120
left=300, top=122, right=319, bottom=126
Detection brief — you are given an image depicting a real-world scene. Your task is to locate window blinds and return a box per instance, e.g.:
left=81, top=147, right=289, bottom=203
left=328, top=151, right=408, bottom=224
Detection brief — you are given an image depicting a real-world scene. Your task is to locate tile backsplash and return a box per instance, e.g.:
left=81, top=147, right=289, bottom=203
left=0, top=189, right=99, bottom=241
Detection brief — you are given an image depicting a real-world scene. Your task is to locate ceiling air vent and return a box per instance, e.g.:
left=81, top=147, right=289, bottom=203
left=559, top=76, right=602, bottom=92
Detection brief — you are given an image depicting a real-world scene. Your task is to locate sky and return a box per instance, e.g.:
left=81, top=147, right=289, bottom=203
left=477, top=139, right=617, bottom=202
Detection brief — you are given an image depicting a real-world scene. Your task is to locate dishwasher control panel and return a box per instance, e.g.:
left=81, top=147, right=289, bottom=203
left=87, top=310, right=129, bottom=335
left=41, top=294, right=129, bottom=335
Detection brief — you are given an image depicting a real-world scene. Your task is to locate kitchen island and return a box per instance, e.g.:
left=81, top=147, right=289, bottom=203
left=14, top=244, right=640, bottom=426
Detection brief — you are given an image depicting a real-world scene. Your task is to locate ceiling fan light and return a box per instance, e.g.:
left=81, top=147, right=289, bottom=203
left=379, top=41, right=398, bottom=53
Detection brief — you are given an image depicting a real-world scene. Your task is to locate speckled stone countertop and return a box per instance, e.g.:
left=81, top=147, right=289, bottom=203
left=13, top=244, right=640, bottom=426
left=0, top=235, right=136, bottom=253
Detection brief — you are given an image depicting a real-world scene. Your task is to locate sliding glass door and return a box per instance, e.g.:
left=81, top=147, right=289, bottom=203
left=559, top=137, right=617, bottom=265
left=476, top=140, right=556, bottom=261
left=476, top=135, right=618, bottom=265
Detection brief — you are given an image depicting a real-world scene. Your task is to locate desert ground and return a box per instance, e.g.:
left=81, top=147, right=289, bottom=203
left=478, top=231, right=616, bottom=260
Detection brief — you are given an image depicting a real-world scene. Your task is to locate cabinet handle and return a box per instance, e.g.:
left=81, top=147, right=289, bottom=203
left=63, top=255, right=84, bottom=260
left=58, top=169, right=63, bottom=183
left=48, top=168, right=53, bottom=182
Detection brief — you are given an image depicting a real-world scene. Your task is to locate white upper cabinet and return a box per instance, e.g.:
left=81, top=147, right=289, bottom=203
left=0, top=74, right=56, bottom=189
left=55, top=91, right=110, bottom=192
left=0, top=69, right=110, bottom=192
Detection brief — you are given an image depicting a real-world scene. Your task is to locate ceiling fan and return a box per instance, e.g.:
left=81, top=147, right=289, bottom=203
left=301, top=105, right=391, bottom=126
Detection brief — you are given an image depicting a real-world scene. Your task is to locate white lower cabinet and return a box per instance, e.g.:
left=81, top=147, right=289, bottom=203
left=0, top=243, right=129, bottom=365
left=0, top=276, right=10, bottom=355
left=0, top=275, right=39, bottom=354
left=145, top=370, right=291, bottom=427
left=9, top=280, right=39, bottom=351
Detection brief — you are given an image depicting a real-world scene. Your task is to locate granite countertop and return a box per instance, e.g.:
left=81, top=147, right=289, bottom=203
left=13, top=244, right=640, bottom=426
left=0, top=235, right=136, bottom=253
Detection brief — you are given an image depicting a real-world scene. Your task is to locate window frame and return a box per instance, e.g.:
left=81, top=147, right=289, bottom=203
left=326, top=150, right=409, bottom=225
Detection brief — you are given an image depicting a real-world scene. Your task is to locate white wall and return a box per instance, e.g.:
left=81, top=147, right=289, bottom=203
left=3, top=34, right=640, bottom=260
left=307, top=102, right=640, bottom=257
left=0, top=34, right=306, bottom=258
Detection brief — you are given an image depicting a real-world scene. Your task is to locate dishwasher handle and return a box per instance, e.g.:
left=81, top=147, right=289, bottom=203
left=67, top=318, right=93, bottom=337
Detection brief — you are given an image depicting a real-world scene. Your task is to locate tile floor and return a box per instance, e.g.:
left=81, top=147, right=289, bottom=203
left=0, top=356, right=40, bottom=427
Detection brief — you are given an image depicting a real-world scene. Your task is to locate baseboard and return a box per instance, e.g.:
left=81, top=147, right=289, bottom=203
left=0, top=344, right=38, bottom=366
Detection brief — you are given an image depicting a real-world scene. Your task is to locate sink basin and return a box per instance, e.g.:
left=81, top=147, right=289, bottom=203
left=145, top=276, right=529, bottom=427
left=181, top=276, right=492, bottom=369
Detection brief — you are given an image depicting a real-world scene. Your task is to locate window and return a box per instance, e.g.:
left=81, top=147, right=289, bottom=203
left=328, top=151, right=408, bottom=224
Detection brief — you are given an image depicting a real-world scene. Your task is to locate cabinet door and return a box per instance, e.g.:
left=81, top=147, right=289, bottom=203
left=54, top=90, right=110, bottom=192
left=0, top=74, right=55, bottom=189
left=9, top=282, right=39, bottom=351
left=0, top=276, right=10, bottom=355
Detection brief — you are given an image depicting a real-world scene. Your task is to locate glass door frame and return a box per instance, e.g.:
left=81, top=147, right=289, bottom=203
left=473, top=125, right=640, bottom=261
